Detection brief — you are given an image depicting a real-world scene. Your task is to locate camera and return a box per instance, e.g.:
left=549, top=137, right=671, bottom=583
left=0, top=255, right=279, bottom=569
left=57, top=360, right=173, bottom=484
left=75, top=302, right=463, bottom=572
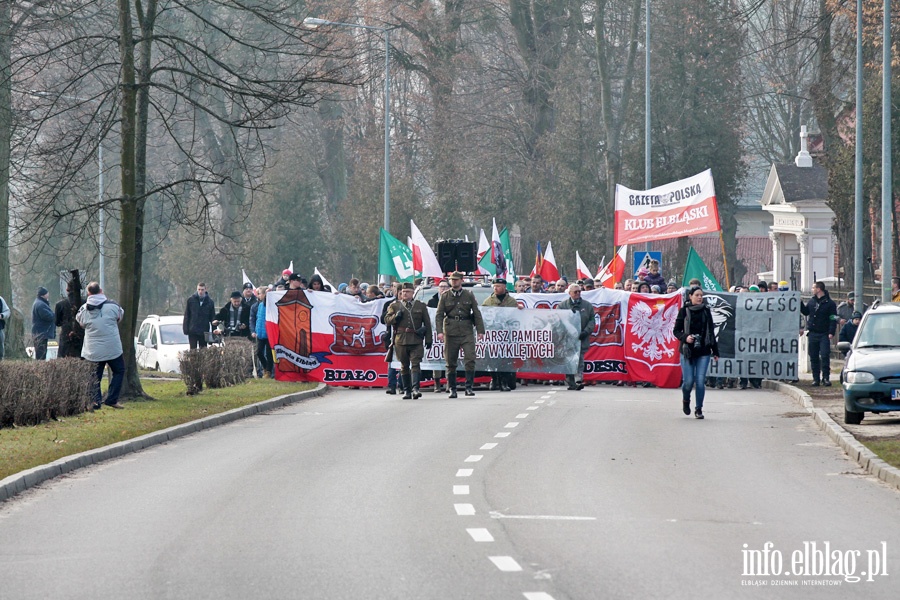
left=692, top=337, right=702, bottom=350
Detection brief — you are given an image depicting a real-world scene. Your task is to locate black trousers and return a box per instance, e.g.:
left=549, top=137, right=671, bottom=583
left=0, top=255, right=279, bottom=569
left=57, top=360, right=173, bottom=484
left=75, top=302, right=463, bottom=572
left=256, top=338, right=274, bottom=374
left=188, top=334, right=208, bottom=350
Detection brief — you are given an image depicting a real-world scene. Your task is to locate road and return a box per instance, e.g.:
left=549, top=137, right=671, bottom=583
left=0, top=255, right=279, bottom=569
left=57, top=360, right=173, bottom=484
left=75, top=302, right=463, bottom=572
left=1, top=384, right=898, bottom=600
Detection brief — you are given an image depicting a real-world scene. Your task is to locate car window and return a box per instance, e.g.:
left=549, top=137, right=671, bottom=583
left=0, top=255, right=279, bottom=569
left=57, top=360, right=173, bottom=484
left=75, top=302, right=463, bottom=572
left=855, top=313, right=900, bottom=348
left=138, top=323, right=152, bottom=345
left=159, top=324, right=190, bottom=345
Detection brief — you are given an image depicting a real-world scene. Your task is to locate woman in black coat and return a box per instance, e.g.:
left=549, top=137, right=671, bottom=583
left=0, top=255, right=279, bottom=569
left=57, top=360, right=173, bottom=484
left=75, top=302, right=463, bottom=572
left=673, top=286, right=719, bottom=419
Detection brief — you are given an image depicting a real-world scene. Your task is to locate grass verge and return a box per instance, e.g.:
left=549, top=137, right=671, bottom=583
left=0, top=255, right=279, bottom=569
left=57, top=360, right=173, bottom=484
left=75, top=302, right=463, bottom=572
left=862, top=441, right=900, bottom=470
left=0, top=378, right=315, bottom=480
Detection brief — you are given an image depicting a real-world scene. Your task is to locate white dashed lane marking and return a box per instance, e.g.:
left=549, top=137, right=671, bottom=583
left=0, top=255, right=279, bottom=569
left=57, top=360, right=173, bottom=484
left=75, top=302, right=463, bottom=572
left=456, top=469, right=473, bottom=477
left=523, top=593, right=556, bottom=600
left=535, top=400, right=545, bottom=404
left=495, top=432, right=511, bottom=438
left=489, top=556, right=523, bottom=572
left=455, top=504, right=476, bottom=516
left=504, top=422, right=519, bottom=428
left=466, top=528, right=494, bottom=543
left=516, top=413, right=529, bottom=419
left=540, top=395, right=551, bottom=399
left=465, top=455, right=483, bottom=462
left=480, top=443, right=498, bottom=450
left=453, top=485, right=470, bottom=495
left=526, top=406, right=539, bottom=410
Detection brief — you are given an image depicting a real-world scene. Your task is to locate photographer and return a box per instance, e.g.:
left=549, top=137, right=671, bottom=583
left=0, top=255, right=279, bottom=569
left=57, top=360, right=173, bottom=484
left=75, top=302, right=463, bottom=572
left=213, top=291, right=251, bottom=338
left=674, top=286, right=720, bottom=420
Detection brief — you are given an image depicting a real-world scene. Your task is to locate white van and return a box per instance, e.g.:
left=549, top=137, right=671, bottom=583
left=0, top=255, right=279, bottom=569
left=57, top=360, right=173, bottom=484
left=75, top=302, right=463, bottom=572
left=135, top=315, right=190, bottom=373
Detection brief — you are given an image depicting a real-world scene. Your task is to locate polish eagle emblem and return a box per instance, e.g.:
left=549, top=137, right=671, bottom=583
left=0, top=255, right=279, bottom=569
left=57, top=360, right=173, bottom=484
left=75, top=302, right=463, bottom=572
left=629, top=301, right=679, bottom=361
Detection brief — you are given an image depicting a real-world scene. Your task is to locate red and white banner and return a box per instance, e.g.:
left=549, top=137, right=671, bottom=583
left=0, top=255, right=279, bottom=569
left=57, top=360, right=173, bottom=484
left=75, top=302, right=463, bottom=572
left=575, top=251, right=592, bottom=281
left=597, top=245, right=628, bottom=288
left=265, top=287, right=683, bottom=388
left=614, top=169, right=719, bottom=246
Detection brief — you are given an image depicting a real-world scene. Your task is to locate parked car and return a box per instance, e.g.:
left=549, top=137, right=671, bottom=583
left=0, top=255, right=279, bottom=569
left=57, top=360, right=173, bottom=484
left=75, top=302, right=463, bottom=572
left=135, top=315, right=190, bottom=373
left=838, top=302, right=900, bottom=424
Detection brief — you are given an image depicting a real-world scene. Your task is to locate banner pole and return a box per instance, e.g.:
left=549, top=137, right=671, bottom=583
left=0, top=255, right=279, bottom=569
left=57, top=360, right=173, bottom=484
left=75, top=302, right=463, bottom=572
left=718, top=230, right=731, bottom=290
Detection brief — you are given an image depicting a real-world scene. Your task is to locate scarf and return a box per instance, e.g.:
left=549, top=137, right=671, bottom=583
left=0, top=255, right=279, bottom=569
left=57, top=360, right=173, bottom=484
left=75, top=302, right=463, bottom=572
left=683, top=302, right=714, bottom=358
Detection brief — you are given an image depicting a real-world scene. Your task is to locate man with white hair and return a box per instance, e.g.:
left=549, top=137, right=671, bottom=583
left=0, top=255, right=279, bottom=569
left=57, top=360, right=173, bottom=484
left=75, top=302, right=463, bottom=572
left=557, top=283, right=595, bottom=390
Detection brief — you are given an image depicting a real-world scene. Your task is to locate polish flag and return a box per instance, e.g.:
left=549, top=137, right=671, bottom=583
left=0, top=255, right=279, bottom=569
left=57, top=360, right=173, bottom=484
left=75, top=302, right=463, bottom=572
left=410, top=220, right=444, bottom=277
left=476, top=229, right=491, bottom=275
left=540, top=241, right=560, bottom=282
left=597, top=245, right=628, bottom=288
left=575, top=252, right=592, bottom=281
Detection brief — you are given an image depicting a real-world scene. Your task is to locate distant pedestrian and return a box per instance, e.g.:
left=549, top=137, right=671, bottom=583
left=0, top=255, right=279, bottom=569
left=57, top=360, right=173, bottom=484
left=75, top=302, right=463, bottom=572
left=800, top=281, right=837, bottom=387
left=557, top=283, right=594, bottom=391
left=252, top=287, right=274, bottom=378
left=31, top=286, right=55, bottom=360
left=183, top=282, right=216, bottom=349
left=76, top=282, right=125, bottom=410
left=839, top=311, right=862, bottom=356
left=55, top=280, right=84, bottom=358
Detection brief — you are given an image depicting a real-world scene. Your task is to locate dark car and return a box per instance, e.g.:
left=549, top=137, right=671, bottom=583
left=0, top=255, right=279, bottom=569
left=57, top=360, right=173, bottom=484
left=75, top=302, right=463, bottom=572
left=838, top=302, right=900, bottom=424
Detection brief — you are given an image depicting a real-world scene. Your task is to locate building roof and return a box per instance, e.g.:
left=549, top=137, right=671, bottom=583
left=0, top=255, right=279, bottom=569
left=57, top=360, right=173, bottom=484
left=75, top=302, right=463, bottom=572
left=772, top=163, right=829, bottom=202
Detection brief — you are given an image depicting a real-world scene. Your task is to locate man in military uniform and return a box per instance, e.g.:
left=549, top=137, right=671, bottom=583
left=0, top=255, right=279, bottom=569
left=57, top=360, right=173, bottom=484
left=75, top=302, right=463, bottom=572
left=436, top=271, right=485, bottom=398
left=483, top=277, right=521, bottom=391
left=383, top=282, right=433, bottom=399
left=557, top=283, right=595, bottom=390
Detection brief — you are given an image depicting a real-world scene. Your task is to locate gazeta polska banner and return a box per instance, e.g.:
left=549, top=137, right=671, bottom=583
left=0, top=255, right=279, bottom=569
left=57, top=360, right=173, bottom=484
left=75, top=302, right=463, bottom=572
left=614, top=169, right=720, bottom=245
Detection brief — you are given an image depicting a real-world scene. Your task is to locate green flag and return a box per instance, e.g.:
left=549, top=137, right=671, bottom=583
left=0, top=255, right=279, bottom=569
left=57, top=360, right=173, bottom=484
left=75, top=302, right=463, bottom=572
left=477, top=227, right=516, bottom=290
left=379, top=228, right=414, bottom=282
left=683, top=246, right=722, bottom=291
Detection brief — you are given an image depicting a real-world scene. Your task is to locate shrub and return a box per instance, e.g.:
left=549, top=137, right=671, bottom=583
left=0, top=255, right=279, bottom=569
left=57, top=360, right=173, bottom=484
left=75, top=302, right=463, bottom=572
left=0, top=359, right=94, bottom=429
left=179, top=340, right=255, bottom=394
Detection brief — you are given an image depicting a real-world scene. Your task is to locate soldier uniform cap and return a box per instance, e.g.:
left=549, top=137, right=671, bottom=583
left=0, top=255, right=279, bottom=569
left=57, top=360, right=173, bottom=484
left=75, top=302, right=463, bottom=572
left=401, top=282, right=415, bottom=290
left=493, top=277, right=507, bottom=285
left=449, top=271, right=464, bottom=280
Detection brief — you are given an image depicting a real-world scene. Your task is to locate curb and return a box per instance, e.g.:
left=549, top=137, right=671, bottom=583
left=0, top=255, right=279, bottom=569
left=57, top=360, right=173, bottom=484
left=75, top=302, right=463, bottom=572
left=764, top=380, right=900, bottom=491
left=0, top=383, right=329, bottom=503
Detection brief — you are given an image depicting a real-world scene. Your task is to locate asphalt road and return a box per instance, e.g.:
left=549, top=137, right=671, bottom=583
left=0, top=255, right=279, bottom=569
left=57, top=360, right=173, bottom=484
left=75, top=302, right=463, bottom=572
left=1, top=383, right=899, bottom=600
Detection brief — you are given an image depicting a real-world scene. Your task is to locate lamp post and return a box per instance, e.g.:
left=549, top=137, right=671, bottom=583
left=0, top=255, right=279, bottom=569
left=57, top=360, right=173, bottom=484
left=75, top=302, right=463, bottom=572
left=303, top=17, right=391, bottom=271
left=30, top=91, right=106, bottom=290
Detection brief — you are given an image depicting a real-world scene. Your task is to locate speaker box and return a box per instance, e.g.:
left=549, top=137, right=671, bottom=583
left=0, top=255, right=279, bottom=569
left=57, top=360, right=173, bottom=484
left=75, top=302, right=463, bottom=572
left=435, top=240, right=478, bottom=273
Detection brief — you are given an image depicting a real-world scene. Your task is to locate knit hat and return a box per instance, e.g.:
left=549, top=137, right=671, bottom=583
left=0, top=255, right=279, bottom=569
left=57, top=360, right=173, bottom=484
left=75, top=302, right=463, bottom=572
left=748, top=285, right=760, bottom=292
left=851, top=311, right=862, bottom=320
left=36, top=286, right=48, bottom=297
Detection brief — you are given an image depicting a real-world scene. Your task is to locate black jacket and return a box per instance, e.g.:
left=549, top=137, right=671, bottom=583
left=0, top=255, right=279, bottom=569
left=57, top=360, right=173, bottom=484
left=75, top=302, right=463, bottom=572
left=674, top=303, right=720, bottom=359
left=215, top=302, right=251, bottom=337
left=183, top=293, right=216, bottom=336
left=800, top=292, right=837, bottom=335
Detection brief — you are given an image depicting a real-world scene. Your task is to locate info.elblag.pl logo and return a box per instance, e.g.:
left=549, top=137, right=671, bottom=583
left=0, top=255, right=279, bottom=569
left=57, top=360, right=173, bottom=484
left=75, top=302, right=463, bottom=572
left=741, top=542, right=889, bottom=585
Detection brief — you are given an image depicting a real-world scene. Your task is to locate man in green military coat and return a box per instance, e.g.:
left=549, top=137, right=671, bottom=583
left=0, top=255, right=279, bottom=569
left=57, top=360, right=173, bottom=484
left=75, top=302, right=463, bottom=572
left=557, top=283, right=595, bottom=390
left=483, top=277, right=521, bottom=391
left=383, top=282, right=433, bottom=399
left=436, top=272, right=485, bottom=398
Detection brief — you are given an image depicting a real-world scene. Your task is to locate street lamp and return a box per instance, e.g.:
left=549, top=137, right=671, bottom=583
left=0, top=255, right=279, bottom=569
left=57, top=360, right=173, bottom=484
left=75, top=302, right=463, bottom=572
left=30, top=91, right=106, bottom=290
left=303, top=17, right=392, bottom=279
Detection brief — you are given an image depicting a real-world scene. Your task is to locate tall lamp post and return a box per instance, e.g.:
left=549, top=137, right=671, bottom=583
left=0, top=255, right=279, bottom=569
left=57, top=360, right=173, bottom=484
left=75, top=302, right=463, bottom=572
left=30, top=91, right=106, bottom=290
left=303, top=17, right=391, bottom=280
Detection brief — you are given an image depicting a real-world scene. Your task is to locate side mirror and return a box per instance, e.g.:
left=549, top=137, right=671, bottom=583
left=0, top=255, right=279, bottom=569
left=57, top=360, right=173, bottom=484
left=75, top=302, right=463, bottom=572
left=837, top=341, right=851, bottom=354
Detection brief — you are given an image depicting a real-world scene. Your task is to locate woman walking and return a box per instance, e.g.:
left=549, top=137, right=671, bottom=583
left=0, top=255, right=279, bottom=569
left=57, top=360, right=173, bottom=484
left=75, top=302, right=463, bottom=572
left=673, top=287, right=719, bottom=419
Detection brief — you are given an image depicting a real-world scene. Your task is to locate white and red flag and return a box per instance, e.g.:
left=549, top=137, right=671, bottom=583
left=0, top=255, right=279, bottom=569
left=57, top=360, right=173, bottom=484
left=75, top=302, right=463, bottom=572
left=614, top=169, right=719, bottom=246
left=540, top=241, right=560, bottom=282
left=410, top=220, right=444, bottom=277
left=597, top=245, right=628, bottom=288
left=575, top=252, right=592, bottom=281
left=476, top=229, right=492, bottom=275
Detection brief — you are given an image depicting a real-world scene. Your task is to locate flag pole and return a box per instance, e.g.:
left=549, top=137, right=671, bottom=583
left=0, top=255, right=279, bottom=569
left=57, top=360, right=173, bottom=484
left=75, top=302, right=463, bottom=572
left=718, top=230, right=731, bottom=290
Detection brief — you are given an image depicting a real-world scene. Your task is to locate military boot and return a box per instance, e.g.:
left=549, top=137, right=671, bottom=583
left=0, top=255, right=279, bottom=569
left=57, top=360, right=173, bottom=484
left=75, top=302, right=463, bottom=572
left=448, top=376, right=458, bottom=399
left=500, top=372, right=511, bottom=392
left=465, top=370, right=476, bottom=396
left=401, top=373, right=413, bottom=399
left=412, top=371, right=422, bottom=399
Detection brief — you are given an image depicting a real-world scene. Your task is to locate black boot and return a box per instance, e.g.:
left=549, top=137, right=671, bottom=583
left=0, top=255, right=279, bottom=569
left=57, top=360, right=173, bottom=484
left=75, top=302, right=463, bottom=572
left=489, top=374, right=500, bottom=391
left=401, top=373, right=413, bottom=399
left=500, top=372, right=511, bottom=392
left=465, top=370, right=475, bottom=396
left=449, top=376, right=458, bottom=399
left=412, top=371, right=422, bottom=399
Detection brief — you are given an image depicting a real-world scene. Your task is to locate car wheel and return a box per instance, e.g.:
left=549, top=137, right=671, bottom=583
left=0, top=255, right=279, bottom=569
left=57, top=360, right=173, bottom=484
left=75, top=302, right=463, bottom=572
left=844, top=409, right=864, bottom=425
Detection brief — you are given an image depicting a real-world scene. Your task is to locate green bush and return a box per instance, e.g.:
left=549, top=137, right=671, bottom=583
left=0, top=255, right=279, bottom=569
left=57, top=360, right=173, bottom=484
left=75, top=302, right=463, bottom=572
left=0, top=359, right=94, bottom=428
left=179, top=340, right=255, bottom=394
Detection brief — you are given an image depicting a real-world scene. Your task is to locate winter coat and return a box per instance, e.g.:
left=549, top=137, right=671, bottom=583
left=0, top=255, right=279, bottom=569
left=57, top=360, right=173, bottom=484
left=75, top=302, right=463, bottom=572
left=76, top=294, right=124, bottom=362
left=31, top=296, right=56, bottom=339
left=557, top=296, right=595, bottom=352
left=183, top=293, right=215, bottom=336
left=255, top=302, right=268, bottom=340
left=800, top=292, right=837, bottom=335
left=673, top=302, right=720, bottom=360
